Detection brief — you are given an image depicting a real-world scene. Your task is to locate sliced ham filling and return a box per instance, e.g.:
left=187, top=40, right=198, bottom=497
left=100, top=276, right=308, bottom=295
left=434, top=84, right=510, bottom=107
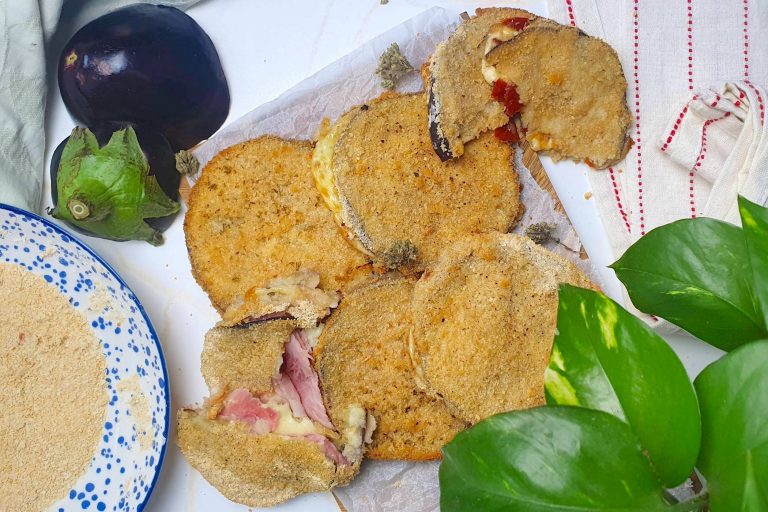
left=217, top=328, right=349, bottom=465
left=282, top=330, right=335, bottom=429
left=219, top=388, right=279, bottom=435
left=306, top=434, right=350, bottom=466
left=272, top=372, right=306, bottom=418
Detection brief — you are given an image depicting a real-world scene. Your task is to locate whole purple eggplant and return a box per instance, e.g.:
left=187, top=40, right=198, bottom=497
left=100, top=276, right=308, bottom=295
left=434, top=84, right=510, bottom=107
left=58, top=4, right=229, bottom=151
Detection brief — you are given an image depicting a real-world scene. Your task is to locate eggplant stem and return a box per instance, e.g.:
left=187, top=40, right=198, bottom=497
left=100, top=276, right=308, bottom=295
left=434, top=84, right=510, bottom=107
left=68, top=198, right=90, bottom=220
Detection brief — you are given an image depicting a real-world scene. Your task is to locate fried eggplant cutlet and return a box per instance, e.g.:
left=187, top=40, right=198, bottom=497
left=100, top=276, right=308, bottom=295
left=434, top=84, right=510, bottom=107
left=410, top=233, right=596, bottom=424
left=313, top=93, right=522, bottom=273
left=184, top=136, right=367, bottom=321
left=314, top=272, right=467, bottom=460
left=485, top=25, right=632, bottom=168
left=178, top=321, right=373, bottom=508
left=426, top=8, right=540, bottom=160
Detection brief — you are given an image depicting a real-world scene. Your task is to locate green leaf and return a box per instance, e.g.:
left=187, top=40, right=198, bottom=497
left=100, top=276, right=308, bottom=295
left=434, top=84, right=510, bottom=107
left=56, top=127, right=99, bottom=194
left=739, top=196, right=768, bottom=328
left=439, top=406, right=669, bottom=512
left=100, top=125, right=149, bottom=170
left=545, top=285, right=700, bottom=487
left=694, top=340, right=768, bottom=512
left=611, top=218, right=765, bottom=351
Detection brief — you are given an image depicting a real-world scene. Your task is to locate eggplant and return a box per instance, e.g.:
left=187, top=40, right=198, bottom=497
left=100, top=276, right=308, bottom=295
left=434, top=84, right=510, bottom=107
left=427, top=78, right=455, bottom=161
left=58, top=4, right=229, bottom=151
left=50, top=125, right=181, bottom=244
left=51, top=122, right=181, bottom=233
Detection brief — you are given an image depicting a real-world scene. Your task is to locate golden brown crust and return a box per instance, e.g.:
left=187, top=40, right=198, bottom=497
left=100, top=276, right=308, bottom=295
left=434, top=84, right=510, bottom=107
left=201, top=321, right=296, bottom=395
left=177, top=409, right=354, bottom=508
left=428, top=8, right=537, bottom=158
left=486, top=26, right=631, bottom=168
left=315, top=274, right=466, bottom=460
left=332, top=93, right=522, bottom=271
left=411, top=233, right=596, bottom=424
left=184, top=136, right=367, bottom=313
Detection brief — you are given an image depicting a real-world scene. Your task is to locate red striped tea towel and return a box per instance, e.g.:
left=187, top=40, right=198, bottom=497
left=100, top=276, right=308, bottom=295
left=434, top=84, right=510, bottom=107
left=661, top=82, right=768, bottom=224
left=547, top=0, right=768, bottom=259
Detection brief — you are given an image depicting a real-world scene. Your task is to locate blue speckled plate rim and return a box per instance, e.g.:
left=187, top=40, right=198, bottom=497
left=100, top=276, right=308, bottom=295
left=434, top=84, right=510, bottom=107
left=0, top=202, right=171, bottom=512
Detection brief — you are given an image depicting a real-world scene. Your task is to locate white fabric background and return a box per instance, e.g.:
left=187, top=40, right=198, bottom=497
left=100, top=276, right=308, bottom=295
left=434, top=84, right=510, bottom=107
left=548, top=0, right=768, bottom=258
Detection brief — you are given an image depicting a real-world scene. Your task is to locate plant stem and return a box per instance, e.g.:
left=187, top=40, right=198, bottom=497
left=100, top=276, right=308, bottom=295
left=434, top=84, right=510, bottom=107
left=667, top=492, right=709, bottom=512
left=691, top=470, right=704, bottom=494
left=663, top=489, right=680, bottom=504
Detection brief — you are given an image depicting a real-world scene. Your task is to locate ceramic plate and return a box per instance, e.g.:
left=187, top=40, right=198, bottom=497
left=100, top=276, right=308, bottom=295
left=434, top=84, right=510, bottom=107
left=0, top=204, right=169, bottom=512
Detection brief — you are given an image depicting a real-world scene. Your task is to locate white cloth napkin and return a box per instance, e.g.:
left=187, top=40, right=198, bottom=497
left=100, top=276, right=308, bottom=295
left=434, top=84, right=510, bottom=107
left=661, top=81, right=768, bottom=225
left=0, top=0, right=197, bottom=213
left=547, top=0, right=768, bottom=259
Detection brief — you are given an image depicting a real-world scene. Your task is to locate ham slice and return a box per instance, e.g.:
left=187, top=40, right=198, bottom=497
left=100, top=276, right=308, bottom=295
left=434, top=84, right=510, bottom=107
left=215, top=331, right=351, bottom=467
left=305, top=434, right=350, bottom=466
left=272, top=372, right=306, bottom=418
left=283, top=330, right=334, bottom=429
left=219, top=388, right=279, bottom=435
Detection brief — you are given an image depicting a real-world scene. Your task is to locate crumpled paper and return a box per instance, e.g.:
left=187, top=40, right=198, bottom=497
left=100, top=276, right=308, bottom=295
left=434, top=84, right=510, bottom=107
left=193, top=6, right=602, bottom=511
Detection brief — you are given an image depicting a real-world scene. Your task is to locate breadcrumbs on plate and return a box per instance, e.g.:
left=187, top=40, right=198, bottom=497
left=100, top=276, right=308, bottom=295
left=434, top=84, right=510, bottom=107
left=117, top=374, right=154, bottom=451
left=0, top=263, right=107, bottom=511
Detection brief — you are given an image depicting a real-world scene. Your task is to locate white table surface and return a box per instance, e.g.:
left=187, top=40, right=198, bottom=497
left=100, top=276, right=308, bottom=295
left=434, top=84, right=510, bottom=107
left=43, top=1, right=724, bottom=510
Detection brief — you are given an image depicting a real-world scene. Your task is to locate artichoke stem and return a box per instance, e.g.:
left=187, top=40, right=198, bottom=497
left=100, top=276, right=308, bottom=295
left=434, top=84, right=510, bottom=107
left=68, top=198, right=91, bottom=220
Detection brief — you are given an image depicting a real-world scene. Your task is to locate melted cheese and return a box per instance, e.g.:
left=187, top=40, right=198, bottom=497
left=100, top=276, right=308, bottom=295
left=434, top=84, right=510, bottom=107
left=223, top=269, right=339, bottom=326
left=481, top=24, right=523, bottom=85
left=303, top=324, right=324, bottom=348
left=263, top=398, right=318, bottom=436
left=527, top=132, right=555, bottom=151
left=312, top=115, right=375, bottom=257
left=312, top=119, right=346, bottom=222
left=340, top=405, right=368, bottom=462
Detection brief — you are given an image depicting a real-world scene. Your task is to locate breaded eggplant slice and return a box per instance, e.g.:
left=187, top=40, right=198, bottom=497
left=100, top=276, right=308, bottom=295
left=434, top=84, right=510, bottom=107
left=427, top=8, right=539, bottom=160
left=178, top=409, right=357, bottom=508
left=178, top=321, right=372, bottom=507
left=485, top=26, right=632, bottom=169
left=315, top=273, right=467, bottom=461
left=318, top=93, right=521, bottom=272
left=312, top=106, right=374, bottom=258
left=410, top=233, right=596, bottom=424
left=200, top=320, right=296, bottom=395
left=184, top=136, right=366, bottom=314
left=220, top=269, right=340, bottom=328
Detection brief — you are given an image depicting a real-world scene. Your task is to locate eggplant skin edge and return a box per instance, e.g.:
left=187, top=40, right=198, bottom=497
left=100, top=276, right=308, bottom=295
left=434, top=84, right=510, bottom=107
left=427, top=78, right=455, bottom=162
left=57, top=4, right=230, bottom=151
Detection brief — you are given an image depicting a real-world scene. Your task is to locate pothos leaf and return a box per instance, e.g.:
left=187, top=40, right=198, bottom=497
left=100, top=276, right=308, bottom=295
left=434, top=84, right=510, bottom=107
left=694, top=340, right=768, bottom=512
left=545, top=285, right=700, bottom=487
left=738, top=196, right=768, bottom=328
left=439, top=406, right=670, bottom=512
left=611, top=218, right=764, bottom=351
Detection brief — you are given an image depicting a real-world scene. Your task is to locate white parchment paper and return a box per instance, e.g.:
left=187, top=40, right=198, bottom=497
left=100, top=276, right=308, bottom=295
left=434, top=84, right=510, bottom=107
left=192, top=7, right=602, bottom=511
left=193, top=8, right=460, bottom=166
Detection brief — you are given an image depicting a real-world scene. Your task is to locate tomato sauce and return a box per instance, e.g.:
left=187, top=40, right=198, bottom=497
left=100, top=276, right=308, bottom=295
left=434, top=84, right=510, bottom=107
left=494, top=124, right=520, bottom=143
left=502, top=17, right=530, bottom=31
left=492, top=80, right=523, bottom=117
